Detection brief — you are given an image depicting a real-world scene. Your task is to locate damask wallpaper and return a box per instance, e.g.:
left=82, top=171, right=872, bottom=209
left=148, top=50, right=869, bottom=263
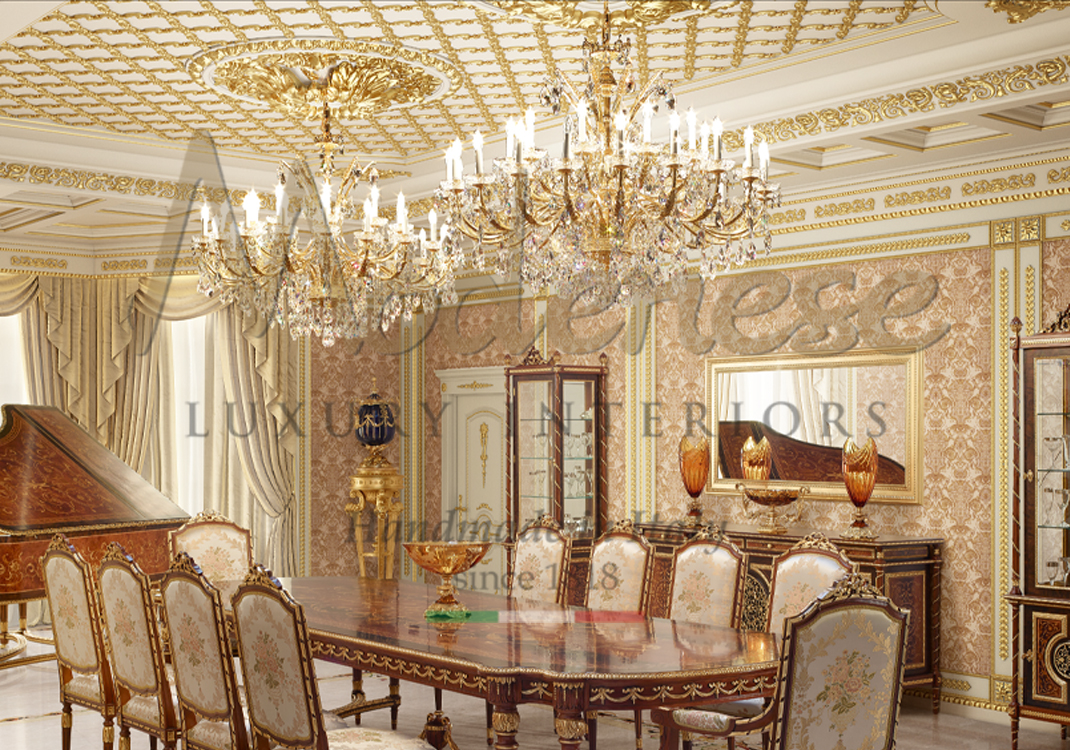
left=1043, top=239, right=1070, bottom=330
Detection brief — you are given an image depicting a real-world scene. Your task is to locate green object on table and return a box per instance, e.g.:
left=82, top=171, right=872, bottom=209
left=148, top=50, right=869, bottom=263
left=425, top=610, right=502, bottom=622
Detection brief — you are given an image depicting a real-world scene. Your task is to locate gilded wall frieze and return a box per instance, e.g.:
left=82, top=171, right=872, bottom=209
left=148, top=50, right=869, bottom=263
left=768, top=209, right=806, bottom=225
left=154, top=257, right=198, bottom=270
left=10, top=256, right=66, bottom=269
left=732, top=54, right=1070, bottom=150
left=813, top=198, right=875, bottom=218
left=1049, top=167, right=1070, bottom=184
left=101, top=260, right=147, bottom=272
left=962, top=173, right=1036, bottom=196
left=884, top=187, right=951, bottom=208
left=986, top=0, right=1070, bottom=24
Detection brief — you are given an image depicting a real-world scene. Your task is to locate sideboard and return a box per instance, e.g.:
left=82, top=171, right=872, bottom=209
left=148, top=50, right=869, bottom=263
left=564, top=522, right=943, bottom=713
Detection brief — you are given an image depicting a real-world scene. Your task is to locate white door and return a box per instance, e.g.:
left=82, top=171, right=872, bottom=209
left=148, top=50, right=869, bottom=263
left=437, top=367, right=507, bottom=595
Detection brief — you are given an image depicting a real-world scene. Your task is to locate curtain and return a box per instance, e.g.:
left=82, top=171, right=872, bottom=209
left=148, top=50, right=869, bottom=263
left=217, top=305, right=297, bottom=574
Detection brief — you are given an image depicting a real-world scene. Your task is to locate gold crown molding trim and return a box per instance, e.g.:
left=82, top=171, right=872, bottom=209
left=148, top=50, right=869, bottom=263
left=982, top=112, right=1070, bottom=132
left=986, top=0, right=1070, bottom=24
left=782, top=150, right=1070, bottom=205
left=861, top=131, right=1010, bottom=153
left=734, top=54, right=1070, bottom=149
left=901, top=688, right=1006, bottom=713
left=0, top=211, right=63, bottom=233
left=745, top=232, right=972, bottom=269
left=773, top=186, right=1070, bottom=235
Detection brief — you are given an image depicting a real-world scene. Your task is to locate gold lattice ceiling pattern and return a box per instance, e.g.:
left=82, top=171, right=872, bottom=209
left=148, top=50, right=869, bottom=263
left=0, top=1, right=922, bottom=163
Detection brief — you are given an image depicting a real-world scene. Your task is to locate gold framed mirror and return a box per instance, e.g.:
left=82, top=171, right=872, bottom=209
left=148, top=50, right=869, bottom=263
left=704, top=347, right=923, bottom=504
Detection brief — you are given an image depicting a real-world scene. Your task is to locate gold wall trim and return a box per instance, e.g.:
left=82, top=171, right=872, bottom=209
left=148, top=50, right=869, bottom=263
left=774, top=185, right=1070, bottom=235
left=962, top=173, right=1036, bottom=196
left=997, top=264, right=1011, bottom=661
left=782, top=150, right=1070, bottom=205
left=903, top=688, right=1005, bottom=712
left=0, top=160, right=235, bottom=203
left=942, top=678, right=973, bottom=692
left=100, top=259, right=147, bottom=272
left=750, top=232, right=971, bottom=268
left=1026, top=264, right=1037, bottom=335
left=884, top=186, right=951, bottom=208
left=9, top=256, right=66, bottom=269
left=813, top=198, right=875, bottom=218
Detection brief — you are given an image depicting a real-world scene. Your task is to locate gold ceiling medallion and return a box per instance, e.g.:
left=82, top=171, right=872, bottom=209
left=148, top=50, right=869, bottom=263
left=492, top=0, right=710, bottom=30
left=986, top=0, right=1070, bottom=24
left=188, top=39, right=461, bottom=118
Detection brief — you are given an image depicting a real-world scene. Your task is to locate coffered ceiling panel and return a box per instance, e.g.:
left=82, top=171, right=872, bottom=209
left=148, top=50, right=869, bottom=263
left=0, top=0, right=925, bottom=162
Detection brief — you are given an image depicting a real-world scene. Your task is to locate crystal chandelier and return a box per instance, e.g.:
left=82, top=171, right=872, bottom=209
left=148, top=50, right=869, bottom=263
left=194, top=102, right=460, bottom=345
left=433, top=9, right=780, bottom=307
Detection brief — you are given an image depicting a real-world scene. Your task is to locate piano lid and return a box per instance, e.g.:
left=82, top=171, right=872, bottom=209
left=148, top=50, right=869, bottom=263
left=0, top=404, right=188, bottom=536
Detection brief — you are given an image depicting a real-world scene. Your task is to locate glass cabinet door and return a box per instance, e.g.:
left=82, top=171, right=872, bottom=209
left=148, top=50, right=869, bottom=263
left=1035, top=356, right=1070, bottom=590
left=516, top=378, right=553, bottom=531
left=562, top=378, right=595, bottom=535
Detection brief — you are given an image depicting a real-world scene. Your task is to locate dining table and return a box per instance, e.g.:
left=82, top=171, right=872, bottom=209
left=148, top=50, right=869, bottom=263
left=270, top=576, right=779, bottom=750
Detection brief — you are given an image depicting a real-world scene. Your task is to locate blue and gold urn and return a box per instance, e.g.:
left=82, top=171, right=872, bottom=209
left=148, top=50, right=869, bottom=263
left=355, top=378, right=396, bottom=465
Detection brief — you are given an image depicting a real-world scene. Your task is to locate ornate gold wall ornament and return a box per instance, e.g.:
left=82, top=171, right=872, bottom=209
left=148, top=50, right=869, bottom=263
left=986, top=0, right=1070, bottom=24
left=942, top=677, right=972, bottom=692
left=1020, top=216, right=1041, bottom=242
left=188, top=39, right=461, bottom=120
left=479, top=422, right=489, bottom=488
left=9, top=256, right=67, bottom=270
left=994, top=220, right=1016, bottom=245
left=768, top=209, right=807, bottom=225
left=101, top=260, right=147, bottom=272
left=493, top=1, right=711, bottom=31
left=998, top=267, right=1010, bottom=661
left=962, top=174, right=1036, bottom=196
left=457, top=381, right=493, bottom=390
left=154, top=257, right=198, bottom=270
left=813, top=198, right=875, bottom=218
left=993, top=678, right=1013, bottom=704
left=1063, top=219, right=1070, bottom=231
left=1049, top=167, right=1070, bottom=184
left=884, top=186, right=951, bottom=208
left=1026, top=264, right=1036, bottom=334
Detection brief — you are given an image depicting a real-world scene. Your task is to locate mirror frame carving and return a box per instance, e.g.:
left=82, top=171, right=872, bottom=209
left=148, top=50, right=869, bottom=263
left=704, top=347, right=923, bottom=505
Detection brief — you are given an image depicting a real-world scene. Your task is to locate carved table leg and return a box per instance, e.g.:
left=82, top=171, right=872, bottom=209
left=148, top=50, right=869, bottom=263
left=554, top=681, right=587, bottom=750
left=488, top=676, right=521, bottom=750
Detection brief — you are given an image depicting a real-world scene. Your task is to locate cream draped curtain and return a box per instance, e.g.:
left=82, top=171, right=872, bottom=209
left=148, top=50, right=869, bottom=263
left=0, top=272, right=298, bottom=576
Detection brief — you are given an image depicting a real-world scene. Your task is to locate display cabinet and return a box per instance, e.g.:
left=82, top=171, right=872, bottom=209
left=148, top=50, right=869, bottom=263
left=505, top=348, right=607, bottom=543
left=1008, top=306, right=1070, bottom=748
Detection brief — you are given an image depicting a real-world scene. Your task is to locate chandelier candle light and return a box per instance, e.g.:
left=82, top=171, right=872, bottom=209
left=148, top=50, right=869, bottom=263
left=433, top=8, right=780, bottom=307
left=194, top=101, right=461, bottom=345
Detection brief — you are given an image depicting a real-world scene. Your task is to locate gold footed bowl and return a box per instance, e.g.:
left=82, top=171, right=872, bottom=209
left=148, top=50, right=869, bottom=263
left=736, top=482, right=810, bottom=534
left=403, top=541, right=492, bottom=618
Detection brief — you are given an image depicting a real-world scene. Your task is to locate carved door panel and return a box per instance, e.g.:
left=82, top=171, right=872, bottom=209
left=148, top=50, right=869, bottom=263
left=438, top=367, right=507, bottom=595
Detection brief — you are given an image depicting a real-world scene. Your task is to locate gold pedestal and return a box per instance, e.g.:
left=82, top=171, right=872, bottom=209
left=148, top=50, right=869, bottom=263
left=348, top=447, right=404, bottom=580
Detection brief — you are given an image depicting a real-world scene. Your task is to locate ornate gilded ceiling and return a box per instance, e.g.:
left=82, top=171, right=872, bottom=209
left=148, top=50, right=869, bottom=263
left=0, top=1, right=926, bottom=162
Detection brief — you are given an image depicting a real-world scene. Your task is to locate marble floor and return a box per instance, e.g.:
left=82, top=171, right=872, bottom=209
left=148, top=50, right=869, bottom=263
left=0, top=641, right=1064, bottom=750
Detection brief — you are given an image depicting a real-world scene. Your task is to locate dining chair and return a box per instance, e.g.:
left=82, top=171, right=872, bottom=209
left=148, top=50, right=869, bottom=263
left=584, top=519, right=654, bottom=750
left=230, top=564, right=434, bottom=750
left=159, top=552, right=250, bottom=750
left=676, top=532, right=854, bottom=750
left=97, top=542, right=182, bottom=750
left=652, top=572, right=909, bottom=750
left=667, top=529, right=747, bottom=628
left=509, top=514, right=571, bottom=604
left=41, top=533, right=119, bottom=750
left=168, top=510, right=253, bottom=584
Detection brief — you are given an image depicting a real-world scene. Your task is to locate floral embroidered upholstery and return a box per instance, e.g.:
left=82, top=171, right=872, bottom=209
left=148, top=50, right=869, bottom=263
left=170, top=514, right=252, bottom=584
left=778, top=600, right=906, bottom=749
left=161, top=578, right=228, bottom=715
left=669, top=539, right=745, bottom=627
left=586, top=530, right=652, bottom=612
left=511, top=525, right=568, bottom=604
left=233, top=590, right=313, bottom=744
left=122, top=692, right=179, bottom=729
left=99, top=566, right=158, bottom=693
left=767, top=547, right=851, bottom=636
left=187, top=719, right=236, bottom=750
left=65, top=672, right=102, bottom=703
left=650, top=574, right=908, bottom=750
left=232, top=566, right=432, bottom=750
left=44, top=555, right=99, bottom=672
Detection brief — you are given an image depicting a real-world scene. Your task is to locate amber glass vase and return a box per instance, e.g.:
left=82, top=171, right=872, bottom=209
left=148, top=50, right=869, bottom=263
left=740, top=436, right=772, bottom=481
left=842, top=437, right=879, bottom=539
left=679, top=436, right=711, bottom=526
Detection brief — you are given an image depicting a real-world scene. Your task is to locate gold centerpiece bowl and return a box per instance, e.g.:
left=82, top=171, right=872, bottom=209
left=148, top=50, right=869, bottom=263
left=403, top=541, right=492, bottom=617
left=736, top=482, right=811, bottom=534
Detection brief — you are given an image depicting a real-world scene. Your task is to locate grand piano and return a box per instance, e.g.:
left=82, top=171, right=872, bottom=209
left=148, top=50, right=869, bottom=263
left=0, top=404, right=188, bottom=664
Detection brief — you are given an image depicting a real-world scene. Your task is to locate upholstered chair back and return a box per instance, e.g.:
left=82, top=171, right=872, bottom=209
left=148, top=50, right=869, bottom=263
left=160, top=552, right=249, bottom=750
left=510, top=517, right=570, bottom=604
left=231, top=565, right=323, bottom=748
left=97, top=542, right=179, bottom=746
left=585, top=521, right=653, bottom=613
left=669, top=533, right=747, bottom=628
left=41, top=533, right=118, bottom=750
left=766, top=533, right=852, bottom=636
left=772, top=576, right=909, bottom=750
left=169, top=510, right=252, bottom=584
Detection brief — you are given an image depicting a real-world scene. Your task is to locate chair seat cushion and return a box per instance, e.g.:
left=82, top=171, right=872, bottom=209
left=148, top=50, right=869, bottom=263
left=64, top=672, right=101, bottom=703
left=122, top=688, right=179, bottom=730
left=187, top=718, right=239, bottom=750
left=324, top=727, right=435, bottom=749
left=672, top=698, right=765, bottom=734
